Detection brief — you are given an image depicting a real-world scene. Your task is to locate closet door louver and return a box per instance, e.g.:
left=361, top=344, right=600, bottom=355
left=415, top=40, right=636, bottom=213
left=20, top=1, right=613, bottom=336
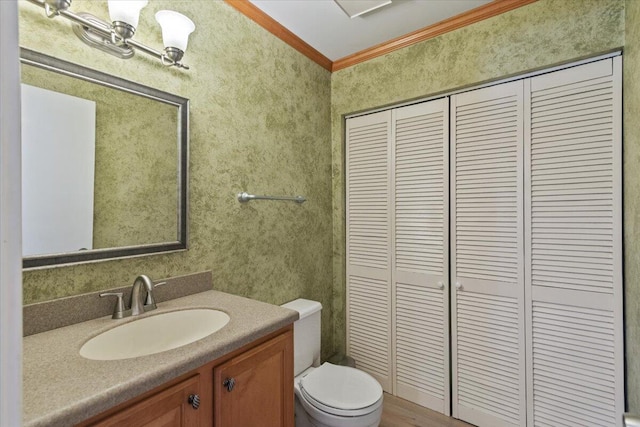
left=346, top=111, right=393, bottom=391
left=392, top=100, right=449, bottom=414
left=451, top=81, right=526, bottom=427
left=525, top=57, right=623, bottom=427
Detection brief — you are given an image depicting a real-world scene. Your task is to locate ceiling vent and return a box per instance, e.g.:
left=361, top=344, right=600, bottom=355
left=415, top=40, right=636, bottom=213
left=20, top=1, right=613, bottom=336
left=334, top=0, right=392, bottom=18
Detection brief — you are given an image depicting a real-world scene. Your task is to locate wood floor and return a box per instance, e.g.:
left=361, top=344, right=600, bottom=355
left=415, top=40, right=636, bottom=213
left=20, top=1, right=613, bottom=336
left=380, top=393, right=473, bottom=427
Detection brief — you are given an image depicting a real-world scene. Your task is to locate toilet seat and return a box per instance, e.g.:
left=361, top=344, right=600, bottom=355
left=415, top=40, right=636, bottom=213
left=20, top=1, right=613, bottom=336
left=299, top=363, right=383, bottom=417
left=300, top=386, right=382, bottom=418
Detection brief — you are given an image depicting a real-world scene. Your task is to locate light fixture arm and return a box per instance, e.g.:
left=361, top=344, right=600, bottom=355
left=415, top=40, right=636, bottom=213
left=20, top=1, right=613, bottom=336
left=26, top=0, right=190, bottom=70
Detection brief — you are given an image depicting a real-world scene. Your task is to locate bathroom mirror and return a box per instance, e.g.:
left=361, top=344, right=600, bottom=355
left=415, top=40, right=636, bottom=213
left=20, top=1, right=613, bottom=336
left=20, top=48, right=188, bottom=269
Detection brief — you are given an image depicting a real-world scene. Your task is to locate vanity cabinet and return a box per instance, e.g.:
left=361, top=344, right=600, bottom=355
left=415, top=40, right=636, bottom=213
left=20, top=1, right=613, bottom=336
left=77, top=326, right=293, bottom=427
left=214, top=330, right=294, bottom=427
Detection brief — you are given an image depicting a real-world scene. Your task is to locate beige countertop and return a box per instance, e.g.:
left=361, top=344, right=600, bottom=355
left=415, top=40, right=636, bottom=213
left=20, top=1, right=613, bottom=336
left=23, top=290, right=298, bottom=427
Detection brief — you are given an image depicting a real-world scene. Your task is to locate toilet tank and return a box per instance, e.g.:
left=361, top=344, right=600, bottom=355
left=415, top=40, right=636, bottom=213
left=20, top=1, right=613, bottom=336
left=281, top=299, right=322, bottom=376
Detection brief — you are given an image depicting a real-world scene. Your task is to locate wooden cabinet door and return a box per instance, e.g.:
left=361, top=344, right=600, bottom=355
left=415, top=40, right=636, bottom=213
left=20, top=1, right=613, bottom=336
left=89, top=375, right=202, bottom=427
left=214, top=331, right=294, bottom=427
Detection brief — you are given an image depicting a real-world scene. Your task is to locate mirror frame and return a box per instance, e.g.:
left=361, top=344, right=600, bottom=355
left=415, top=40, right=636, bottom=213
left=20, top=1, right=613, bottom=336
left=21, top=48, right=188, bottom=269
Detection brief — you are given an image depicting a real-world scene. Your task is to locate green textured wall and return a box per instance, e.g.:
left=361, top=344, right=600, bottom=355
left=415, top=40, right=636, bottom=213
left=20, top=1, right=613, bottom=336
left=330, top=0, right=626, bottom=386
left=625, top=0, right=640, bottom=412
left=90, top=84, right=177, bottom=248
left=21, top=63, right=178, bottom=250
left=19, top=1, right=335, bottom=360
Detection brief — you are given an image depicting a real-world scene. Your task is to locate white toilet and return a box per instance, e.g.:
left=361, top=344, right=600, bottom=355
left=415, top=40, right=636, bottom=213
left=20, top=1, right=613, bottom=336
left=281, top=299, right=383, bottom=427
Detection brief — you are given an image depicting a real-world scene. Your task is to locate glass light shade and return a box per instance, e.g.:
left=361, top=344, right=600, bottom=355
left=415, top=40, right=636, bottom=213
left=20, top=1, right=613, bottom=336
left=108, top=0, right=148, bottom=28
left=155, top=10, right=195, bottom=52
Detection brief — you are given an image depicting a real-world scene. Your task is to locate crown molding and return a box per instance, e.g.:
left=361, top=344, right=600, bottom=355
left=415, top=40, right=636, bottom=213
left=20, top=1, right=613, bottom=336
left=332, top=0, right=539, bottom=71
left=224, top=0, right=333, bottom=72
left=225, top=0, right=538, bottom=73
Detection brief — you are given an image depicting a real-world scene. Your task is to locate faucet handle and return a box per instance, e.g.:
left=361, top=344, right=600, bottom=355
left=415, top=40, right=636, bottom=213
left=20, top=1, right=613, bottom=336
left=100, top=292, right=125, bottom=319
left=144, top=281, right=166, bottom=310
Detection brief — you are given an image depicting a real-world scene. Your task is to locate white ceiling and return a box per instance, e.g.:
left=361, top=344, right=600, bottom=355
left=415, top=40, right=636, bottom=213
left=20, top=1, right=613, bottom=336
left=249, top=0, right=492, bottom=61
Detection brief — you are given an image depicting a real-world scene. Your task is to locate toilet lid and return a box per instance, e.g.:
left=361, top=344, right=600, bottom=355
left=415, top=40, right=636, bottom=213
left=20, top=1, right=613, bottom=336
left=299, top=363, right=383, bottom=411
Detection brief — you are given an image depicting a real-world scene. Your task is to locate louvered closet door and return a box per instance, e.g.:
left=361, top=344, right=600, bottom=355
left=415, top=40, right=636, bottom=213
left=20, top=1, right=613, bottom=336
left=392, top=100, right=450, bottom=414
left=525, top=57, right=623, bottom=427
left=451, top=81, right=526, bottom=427
left=346, top=111, right=393, bottom=392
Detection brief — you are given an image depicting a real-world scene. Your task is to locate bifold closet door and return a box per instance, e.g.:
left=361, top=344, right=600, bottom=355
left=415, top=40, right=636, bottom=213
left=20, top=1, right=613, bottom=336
left=451, top=80, right=526, bottom=427
left=392, top=100, right=450, bottom=414
left=525, top=57, right=623, bottom=427
left=346, top=110, right=393, bottom=392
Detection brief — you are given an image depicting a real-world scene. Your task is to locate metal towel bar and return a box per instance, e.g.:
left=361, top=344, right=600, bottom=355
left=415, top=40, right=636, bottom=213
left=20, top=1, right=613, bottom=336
left=237, top=192, right=306, bottom=204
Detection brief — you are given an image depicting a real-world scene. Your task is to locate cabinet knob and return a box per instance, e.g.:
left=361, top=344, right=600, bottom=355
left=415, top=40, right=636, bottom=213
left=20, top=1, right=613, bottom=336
left=456, top=282, right=463, bottom=290
left=223, top=377, right=236, bottom=392
left=187, top=394, right=200, bottom=410
left=438, top=281, right=444, bottom=290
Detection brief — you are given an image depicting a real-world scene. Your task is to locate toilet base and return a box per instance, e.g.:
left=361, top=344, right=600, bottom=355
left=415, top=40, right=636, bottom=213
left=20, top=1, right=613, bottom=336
left=295, top=397, right=318, bottom=427
left=294, top=395, right=382, bottom=427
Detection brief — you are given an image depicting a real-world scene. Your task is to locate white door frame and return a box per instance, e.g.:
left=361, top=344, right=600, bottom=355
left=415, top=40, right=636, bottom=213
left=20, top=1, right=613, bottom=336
left=0, top=0, right=23, bottom=425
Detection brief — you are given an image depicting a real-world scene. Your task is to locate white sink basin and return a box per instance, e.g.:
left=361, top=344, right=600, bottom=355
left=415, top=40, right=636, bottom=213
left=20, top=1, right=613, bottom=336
left=79, top=309, right=230, bottom=360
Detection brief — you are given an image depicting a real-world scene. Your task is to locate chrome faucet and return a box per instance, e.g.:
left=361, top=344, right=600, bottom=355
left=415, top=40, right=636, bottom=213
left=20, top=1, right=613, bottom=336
left=130, top=275, right=155, bottom=316
left=100, top=275, right=165, bottom=319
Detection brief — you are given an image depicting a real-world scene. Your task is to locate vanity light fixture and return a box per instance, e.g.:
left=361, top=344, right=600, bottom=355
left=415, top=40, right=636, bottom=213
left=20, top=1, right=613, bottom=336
left=28, top=0, right=195, bottom=70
